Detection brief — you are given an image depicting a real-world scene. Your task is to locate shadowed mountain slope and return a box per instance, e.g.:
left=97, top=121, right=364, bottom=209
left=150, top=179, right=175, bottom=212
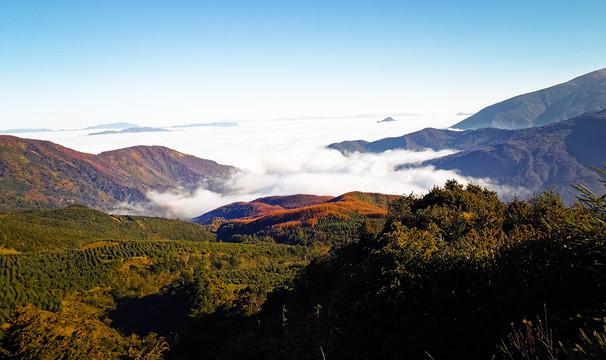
left=329, top=110, right=606, bottom=204
left=415, top=111, right=606, bottom=202
left=328, top=127, right=514, bottom=154
left=0, top=135, right=235, bottom=214
left=452, top=68, right=606, bottom=129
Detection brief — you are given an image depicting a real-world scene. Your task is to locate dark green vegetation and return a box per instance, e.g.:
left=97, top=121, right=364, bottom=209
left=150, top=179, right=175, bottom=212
left=330, top=110, right=606, bottom=204
left=209, top=173, right=606, bottom=360
left=0, top=205, right=315, bottom=359
left=453, top=68, right=606, bottom=129
left=0, top=135, right=235, bottom=215
left=0, top=205, right=215, bottom=252
left=2, top=169, right=606, bottom=359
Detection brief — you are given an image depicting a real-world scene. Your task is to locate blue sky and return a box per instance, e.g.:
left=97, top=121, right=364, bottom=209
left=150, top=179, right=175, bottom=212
left=2, top=0, right=605, bottom=129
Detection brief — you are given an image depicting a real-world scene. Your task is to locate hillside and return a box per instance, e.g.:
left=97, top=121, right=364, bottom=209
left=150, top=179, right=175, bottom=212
left=3, top=179, right=606, bottom=359
left=191, top=194, right=334, bottom=224
left=0, top=204, right=215, bottom=253
left=215, top=180, right=606, bottom=360
left=452, top=68, right=606, bottom=129
left=198, top=191, right=399, bottom=244
left=0, top=135, right=235, bottom=214
left=328, top=127, right=514, bottom=154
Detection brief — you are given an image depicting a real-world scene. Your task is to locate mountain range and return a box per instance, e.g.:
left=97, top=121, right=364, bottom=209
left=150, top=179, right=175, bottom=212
left=0, top=135, right=235, bottom=214
left=83, top=122, right=139, bottom=130
left=330, top=110, right=606, bottom=203
left=191, top=194, right=334, bottom=224
left=89, top=127, right=169, bottom=136
left=452, top=68, right=606, bottom=129
left=192, top=192, right=399, bottom=243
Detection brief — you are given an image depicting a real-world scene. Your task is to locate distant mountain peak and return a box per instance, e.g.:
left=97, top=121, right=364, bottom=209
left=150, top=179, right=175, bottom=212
left=453, top=68, right=606, bottom=130
left=83, top=122, right=139, bottom=130
left=377, top=117, right=396, bottom=123
left=89, top=127, right=168, bottom=136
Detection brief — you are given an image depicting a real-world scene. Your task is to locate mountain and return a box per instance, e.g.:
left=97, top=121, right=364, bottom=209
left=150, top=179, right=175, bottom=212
left=0, top=135, right=235, bottom=214
left=377, top=117, right=396, bottom=123
left=452, top=68, right=606, bottom=129
left=329, top=110, right=606, bottom=203
left=89, top=127, right=168, bottom=135
left=83, top=122, right=139, bottom=130
left=191, top=194, right=334, bottom=224
left=415, top=111, right=606, bottom=202
left=328, top=126, right=517, bottom=154
left=193, top=191, right=399, bottom=243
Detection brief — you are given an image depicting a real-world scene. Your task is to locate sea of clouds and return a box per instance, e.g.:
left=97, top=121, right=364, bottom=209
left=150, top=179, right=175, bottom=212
left=25, top=114, right=529, bottom=219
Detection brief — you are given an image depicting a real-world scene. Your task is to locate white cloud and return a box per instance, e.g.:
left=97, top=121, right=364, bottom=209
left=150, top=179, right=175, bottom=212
left=144, top=148, right=528, bottom=219
left=25, top=113, right=525, bottom=219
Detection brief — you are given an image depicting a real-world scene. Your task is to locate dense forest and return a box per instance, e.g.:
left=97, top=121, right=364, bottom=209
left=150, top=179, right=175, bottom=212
left=1, top=166, right=606, bottom=359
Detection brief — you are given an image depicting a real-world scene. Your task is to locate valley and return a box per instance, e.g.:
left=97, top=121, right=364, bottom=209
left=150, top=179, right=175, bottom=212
left=1, top=65, right=606, bottom=359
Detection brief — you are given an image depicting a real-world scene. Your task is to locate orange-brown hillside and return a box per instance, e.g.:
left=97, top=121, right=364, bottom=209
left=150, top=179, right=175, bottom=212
left=0, top=135, right=235, bottom=213
left=194, top=192, right=400, bottom=241
left=241, top=192, right=398, bottom=228
left=191, top=194, right=334, bottom=224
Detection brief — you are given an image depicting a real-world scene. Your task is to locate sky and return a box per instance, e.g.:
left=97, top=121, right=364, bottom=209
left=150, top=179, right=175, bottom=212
left=2, top=1, right=606, bottom=129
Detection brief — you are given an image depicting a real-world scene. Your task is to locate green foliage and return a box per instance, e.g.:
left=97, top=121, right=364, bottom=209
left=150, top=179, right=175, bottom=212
left=216, top=179, right=606, bottom=360
left=0, top=205, right=215, bottom=252
left=0, top=220, right=315, bottom=359
left=572, top=163, right=606, bottom=220
left=4, top=172, right=606, bottom=359
left=1, top=303, right=169, bottom=360
left=222, top=213, right=377, bottom=247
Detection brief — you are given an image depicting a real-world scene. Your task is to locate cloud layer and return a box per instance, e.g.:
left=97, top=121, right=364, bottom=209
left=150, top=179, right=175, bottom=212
left=28, top=114, right=526, bottom=219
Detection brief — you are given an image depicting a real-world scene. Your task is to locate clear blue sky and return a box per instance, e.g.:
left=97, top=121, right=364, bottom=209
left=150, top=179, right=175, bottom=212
left=2, top=0, right=605, bottom=129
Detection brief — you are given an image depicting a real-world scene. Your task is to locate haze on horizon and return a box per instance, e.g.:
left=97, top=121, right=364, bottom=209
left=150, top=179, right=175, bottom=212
left=2, top=1, right=606, bottom=130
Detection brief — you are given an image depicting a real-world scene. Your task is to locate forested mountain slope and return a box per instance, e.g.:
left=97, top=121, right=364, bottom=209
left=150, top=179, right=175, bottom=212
left=0, top=135, right=235, bottom=214
left=193, top=191, right=399, bottom=245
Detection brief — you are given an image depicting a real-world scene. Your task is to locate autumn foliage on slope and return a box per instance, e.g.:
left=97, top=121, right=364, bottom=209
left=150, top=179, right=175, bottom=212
left=191, top=194, right=334, bottom=224
left=212, top=192, right=399, bottom=243
left=0, top=135, right=234, bottom=213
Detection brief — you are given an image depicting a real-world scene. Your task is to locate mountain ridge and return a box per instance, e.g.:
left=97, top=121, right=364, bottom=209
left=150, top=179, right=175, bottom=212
left=192, top=191, right=400, bottom=244
left=329, top=110, right=606, bottom=203
left=0, top=135, right=235, bottom=214
left=453, top=68, right=606, bottom=129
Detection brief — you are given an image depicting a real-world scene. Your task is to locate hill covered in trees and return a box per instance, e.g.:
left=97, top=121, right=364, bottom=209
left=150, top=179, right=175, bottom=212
left=205, top=173, right=606, bottom=359
left=1, top=169, right=606, bottom=359
left=194, top=192, right=399, bottom=245
left=0, top=204, right=316, bottom=359
left=0, top=135, right=235, bottom=215
left=191, top=194, right=334, bottom=224
left=0, top=204, right=215, bottom=253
